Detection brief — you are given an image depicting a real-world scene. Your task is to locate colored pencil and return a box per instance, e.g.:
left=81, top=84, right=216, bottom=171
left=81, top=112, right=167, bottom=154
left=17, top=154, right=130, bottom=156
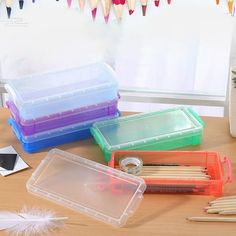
left=214, top=195, right=236, bottom=201
left=127, top=0, right=136, bottom=15
left=140, top=0, right=148, bottom=16
left=89, top=0, right=99, bottom=20
left=228, top=0, right=234, bottom=14
left=112, top=0, right=125, bottom=21
left=215, top=0, right=220, bottom=4
left=101, top=0, right=111, bottom=23
left=78, top=0, right=85, bottom=11
left=67, top=0, right=73, bottom=7
left=219, top=210, right=236, bottom=215
left=5, top=0, right=12, bottom=18
left=187, top=216, right=236, bottom=222
left=19, top=0, right=24, bottom=9
left=154, top=0, right=160, bottom=7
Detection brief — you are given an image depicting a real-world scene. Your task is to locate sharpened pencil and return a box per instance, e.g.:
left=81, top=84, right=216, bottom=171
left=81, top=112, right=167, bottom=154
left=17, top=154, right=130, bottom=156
left=112, top=0, right=125, bottom=21
left=67, top=0, right=73, bottom=7
left=219, top=210, right=236, bottom=215
left=213, top=195, right=236, bottom=201
left=101, top=0, right=111, bottom=23
left=140, top=0, right=148, bottom=16
left=127, top=0, right=136, bottom=15
left=5, top=0, right=12, bottom=18
left=187, top=216, right=236, bottom=222
left=78, top=0, right=85, bottom=11
left=89, top=0, right=99, bottom=20
left=228, top=0, right=234, bottom=13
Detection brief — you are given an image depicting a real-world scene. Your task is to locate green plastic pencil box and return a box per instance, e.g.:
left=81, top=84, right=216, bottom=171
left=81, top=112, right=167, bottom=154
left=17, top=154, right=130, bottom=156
left=90, top=107, right=205, bottom=161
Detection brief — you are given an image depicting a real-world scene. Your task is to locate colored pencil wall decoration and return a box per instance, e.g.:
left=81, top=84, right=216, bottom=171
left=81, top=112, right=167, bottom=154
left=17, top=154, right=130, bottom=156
left=0, top=0, right=234, bottom=22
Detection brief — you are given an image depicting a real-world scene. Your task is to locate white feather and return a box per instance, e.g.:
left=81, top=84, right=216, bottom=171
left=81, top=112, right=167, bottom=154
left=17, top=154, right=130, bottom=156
left=0, top=207, right=67, bottom=236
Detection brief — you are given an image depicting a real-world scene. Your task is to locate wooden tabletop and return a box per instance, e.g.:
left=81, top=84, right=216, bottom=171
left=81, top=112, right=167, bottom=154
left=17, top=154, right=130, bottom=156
left=1, top=108, right=236, bottom=236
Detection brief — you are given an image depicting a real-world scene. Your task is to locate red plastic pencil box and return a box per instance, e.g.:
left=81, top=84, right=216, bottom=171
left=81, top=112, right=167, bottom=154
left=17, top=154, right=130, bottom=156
left=109, top=150, right=233, bottom=196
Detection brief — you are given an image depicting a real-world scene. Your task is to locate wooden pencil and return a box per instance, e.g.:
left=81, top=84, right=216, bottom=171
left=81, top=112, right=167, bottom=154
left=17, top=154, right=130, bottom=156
left=209, top=202, right=236, bottom=207
left=101, top=0, right=111, bottom=23
left=214, top=195, right=236, bottom=201
left=228, top=0, right=234, bottom=14
left=127, top=0, right=136, bottom=15
left=89, top=0, right=99, bottom=20
left=210, top=199, right=236, bottom=204
left=112, top=0, right=125, bottom=21
left=219, top=210, right=236, bottom=215
left=187, top=216, right=236, bottom=222
left=67, top=0, right=73, bottom=7
left=5, top=0, right=12, bottom=18
left=78, top=0, right=85, bottom=11
left=207, top=207, right=236, bottom=214
left=140, top=0, right=148, bottom=16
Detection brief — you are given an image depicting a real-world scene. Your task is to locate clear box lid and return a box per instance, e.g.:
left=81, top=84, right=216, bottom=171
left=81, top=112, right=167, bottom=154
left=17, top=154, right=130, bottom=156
left=91, top=107, right=205, bottom=151
left=5, top=63, right=118, bottom=107
left=26, top=149, right=146, bottom=227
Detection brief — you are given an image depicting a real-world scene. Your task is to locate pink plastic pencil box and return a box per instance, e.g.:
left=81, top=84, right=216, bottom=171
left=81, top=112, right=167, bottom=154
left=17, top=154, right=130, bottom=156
left=109, top=150, right=233, bottom=196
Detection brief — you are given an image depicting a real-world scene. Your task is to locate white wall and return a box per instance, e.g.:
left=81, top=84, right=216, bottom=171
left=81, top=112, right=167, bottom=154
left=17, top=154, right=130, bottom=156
left=0, top=0, right=235, bottom=116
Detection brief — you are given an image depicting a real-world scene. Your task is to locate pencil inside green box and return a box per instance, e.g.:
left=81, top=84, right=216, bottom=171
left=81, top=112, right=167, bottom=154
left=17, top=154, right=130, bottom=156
left=90, top=106, right=205, bottom=161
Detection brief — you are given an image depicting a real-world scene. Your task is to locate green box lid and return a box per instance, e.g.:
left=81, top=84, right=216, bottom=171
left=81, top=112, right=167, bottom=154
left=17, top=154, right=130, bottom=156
left=90, top=107, right=204, bottom=152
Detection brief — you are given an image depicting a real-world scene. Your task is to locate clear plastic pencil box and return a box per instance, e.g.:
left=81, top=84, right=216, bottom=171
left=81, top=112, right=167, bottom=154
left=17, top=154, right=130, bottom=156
left=5, top=63, right=118, bottom=120
left=26, top=149, right=146, bottom=227
left=91, top=107, right=205, bottom=161
left=109, top=150, right=233, bottom=196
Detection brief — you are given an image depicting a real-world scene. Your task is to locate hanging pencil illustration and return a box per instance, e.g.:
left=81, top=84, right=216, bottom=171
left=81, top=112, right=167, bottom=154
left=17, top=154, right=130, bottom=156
left=215, top=0, right=220, bottom=4
left=154, top=0, right=160, bottom=7
left=228, top=0, right=234, bottom=13
left=141, top=0, right=148, bottom=16
left=127, top=0, right=136, bottom=15
left=101, top=0, right=111, bottom=23
left=19, top=0, right=24, bottom=9
left=89, top=0, right=99, bottom=20
left=167, top=0, right=171, bottom=4
left=5, top=0, right=12, bottom=18
left=67, top=0, right=73, bottom=7
left=78, top=0, right=85, bottom=11
left=112, top=0, right=125, bottom=21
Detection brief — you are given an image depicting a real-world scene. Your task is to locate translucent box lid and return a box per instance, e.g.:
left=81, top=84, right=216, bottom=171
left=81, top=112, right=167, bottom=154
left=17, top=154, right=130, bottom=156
left=5, top=63, right=118, bottom=120
left=26, top=149, right=146, bottom=227
left=91, top=107, right=205, bottom=152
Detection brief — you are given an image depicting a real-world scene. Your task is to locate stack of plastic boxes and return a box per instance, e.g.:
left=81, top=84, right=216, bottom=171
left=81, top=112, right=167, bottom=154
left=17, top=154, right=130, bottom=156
left=5, top=63, right=119, bottom=153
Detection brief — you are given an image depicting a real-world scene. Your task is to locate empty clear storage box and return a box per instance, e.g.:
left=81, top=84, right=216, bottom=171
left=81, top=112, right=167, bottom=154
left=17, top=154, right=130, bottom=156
left=91, top=107, right=205, bottom=161
left=5, top=63, right=118, bottom=120
left=26, top=149, right=146, bottom=227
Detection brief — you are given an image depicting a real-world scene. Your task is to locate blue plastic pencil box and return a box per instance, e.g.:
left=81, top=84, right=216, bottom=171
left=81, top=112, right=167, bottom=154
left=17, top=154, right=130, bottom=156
left=9, top=112, right=120, bottom=153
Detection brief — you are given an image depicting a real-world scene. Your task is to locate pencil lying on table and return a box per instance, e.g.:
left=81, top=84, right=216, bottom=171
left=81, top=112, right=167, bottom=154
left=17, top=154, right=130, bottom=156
left=188, top=195, right=236, bottom=222
left=187, top=216, right=236, bottom=222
